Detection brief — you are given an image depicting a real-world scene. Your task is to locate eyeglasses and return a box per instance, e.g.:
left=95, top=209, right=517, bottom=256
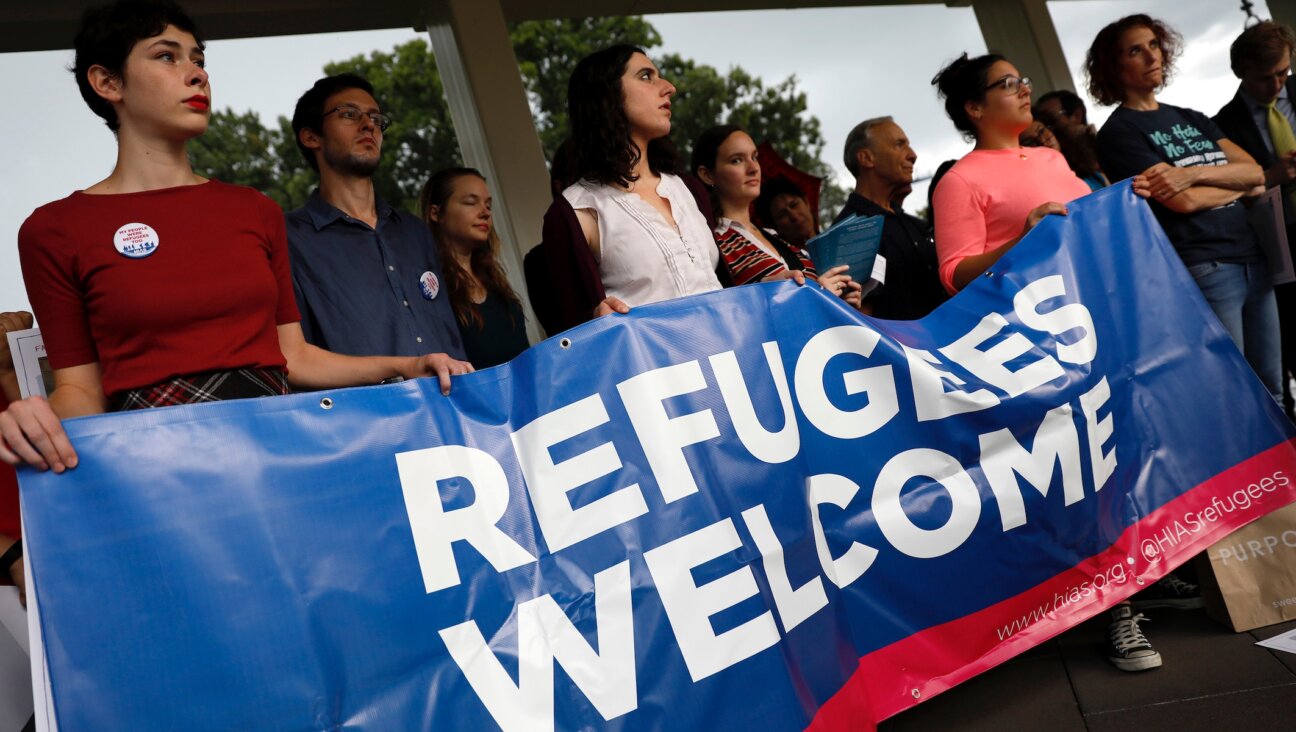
left=323, top=104, right=392, bottom=132
left=985, top=75, right=1033, bottom=95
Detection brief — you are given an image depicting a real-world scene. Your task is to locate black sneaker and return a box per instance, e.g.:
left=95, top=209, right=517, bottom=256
left=1107, top=604, right=1162, bottom=672
left=1131, top=573, right=1204, bottom=610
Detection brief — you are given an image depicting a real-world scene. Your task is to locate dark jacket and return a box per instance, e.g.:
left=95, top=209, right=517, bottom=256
left=833, top=192, right=948, bottom=320
left=1214, top=78, right=1296, bottom=229
left=1213, top=78, right=1296, bottom=170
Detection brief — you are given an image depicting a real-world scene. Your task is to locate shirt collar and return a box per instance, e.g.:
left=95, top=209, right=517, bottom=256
left=1241, top=84, right=1289, bottom=112
left=303, top=189, right=400, bottom=231
left=716, top=216, right=778, bottom=241
left=846, top=191, right=890, bottom=217
left=715, top=216, right=746, bottom=234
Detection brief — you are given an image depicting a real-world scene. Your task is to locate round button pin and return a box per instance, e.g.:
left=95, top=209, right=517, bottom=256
left=419, top=271, right=440, bottom=301
left=113, top=223, right=159, bottom=259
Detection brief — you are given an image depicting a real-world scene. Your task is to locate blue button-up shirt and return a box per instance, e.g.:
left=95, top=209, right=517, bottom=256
left=285, top=191, right=466, bottom=360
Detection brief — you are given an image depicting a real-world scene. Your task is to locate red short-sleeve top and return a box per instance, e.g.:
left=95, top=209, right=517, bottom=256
left=18, top=181, right=300, bottom=399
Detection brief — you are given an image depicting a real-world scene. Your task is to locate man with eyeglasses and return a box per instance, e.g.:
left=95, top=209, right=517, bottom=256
left=284, top=74, right=470, bottom=384
left=1215, top=21, right=1296, bottom=416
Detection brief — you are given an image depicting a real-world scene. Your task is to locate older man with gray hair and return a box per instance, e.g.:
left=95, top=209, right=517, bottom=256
left=833, top=117, right=947, bottom=319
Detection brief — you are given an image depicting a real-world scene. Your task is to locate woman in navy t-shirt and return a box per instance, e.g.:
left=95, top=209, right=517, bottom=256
left=1090, top=14, right=1278, bottom=401
left=1086, top=12, right=1275, bottom=678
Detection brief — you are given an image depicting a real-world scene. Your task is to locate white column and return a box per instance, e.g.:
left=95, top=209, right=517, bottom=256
left=424, top=0, right=552, bottom=342
left=966, top=0, right=1075, bottom=94
left=1270, top=1, right=1296, bottom=35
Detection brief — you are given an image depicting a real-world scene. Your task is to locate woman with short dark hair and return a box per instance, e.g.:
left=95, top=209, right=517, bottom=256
left=538, top=45, right=725, bottom=332
left=0, top=0, right=469, bottom=474
left=929, top=53, right=1090, bottom=294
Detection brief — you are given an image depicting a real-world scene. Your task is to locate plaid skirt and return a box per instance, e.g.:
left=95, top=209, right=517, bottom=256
left=110, top=367, right=289, bottom=412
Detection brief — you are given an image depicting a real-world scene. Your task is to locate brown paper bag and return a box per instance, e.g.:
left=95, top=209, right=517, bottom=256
left=1197, top=501, right=1296, bottom=632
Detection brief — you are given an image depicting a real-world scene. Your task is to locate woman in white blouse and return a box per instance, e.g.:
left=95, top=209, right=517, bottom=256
left=538, top=45, right=727, bottom=331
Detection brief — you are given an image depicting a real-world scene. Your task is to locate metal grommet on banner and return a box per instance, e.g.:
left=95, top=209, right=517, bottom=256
left=911, top=688, right=921, bottom=699
left=984, top=270, right=994, bottom=277
left=559, top=338, right=572, bottom=350
left=319, top=397, right=334, bottom=410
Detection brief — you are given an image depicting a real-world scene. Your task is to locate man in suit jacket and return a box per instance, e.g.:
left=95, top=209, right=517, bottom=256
left=1215, top=20, right=1296, bottom=416
left=1215, top=21, right=1296, bottom=204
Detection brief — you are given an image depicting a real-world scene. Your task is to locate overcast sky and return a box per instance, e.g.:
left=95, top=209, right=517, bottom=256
left=0, top=0, right=1273, bottom=317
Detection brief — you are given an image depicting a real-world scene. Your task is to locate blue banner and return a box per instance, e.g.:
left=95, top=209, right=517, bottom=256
left=20, top=183, right=1296, bottom=730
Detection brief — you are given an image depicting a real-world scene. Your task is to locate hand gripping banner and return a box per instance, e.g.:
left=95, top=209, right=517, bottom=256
left=19, top=183, right=1296, bottom=731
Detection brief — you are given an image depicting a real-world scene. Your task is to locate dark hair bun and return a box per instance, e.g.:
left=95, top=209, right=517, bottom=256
left=931, top=52, right=1006, bottom=141
left=932, top=53, right=974, bottom=99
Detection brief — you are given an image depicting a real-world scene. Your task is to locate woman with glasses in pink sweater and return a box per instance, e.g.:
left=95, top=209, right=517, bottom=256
left=930, top=53, right=1091, bottom=294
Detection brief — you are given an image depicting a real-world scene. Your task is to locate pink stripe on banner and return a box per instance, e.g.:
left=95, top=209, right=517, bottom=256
left=809, top=437, right=1296, bottom=731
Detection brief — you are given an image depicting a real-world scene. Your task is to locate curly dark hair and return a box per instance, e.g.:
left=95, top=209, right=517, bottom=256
left=420, top=168, right=522, bottom=331
left=73, top=0, right=204, bottom=132
left=1084, top=14, right=1182, bottom=106
left=930, top=52, right=1007, bottom=142
left=568, top=44, right=679, bottom=188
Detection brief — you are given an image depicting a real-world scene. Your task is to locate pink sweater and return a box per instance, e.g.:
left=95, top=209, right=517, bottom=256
left=932, top=147, right=1091, bottom=293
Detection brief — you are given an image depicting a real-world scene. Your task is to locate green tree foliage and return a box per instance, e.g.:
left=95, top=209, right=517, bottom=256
left=653, top=55, right=846, bottom=220
left=191, top=17, right=843, bottom=221
left=266, top=117, right=316, bottom=210
left=188, top=109, right=292, bottom=206
left=192, top=40, right=461, bottom=212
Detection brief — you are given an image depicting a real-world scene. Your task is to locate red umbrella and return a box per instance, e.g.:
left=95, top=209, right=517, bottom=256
left=754, top=141, right=823, bottom=230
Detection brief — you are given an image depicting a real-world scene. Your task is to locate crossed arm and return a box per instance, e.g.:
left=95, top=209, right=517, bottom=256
left=1134, top=139, right=1265, bottom=213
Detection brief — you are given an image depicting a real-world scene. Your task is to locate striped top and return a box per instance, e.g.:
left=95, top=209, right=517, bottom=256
left=713, top=218, right=817, bottom=286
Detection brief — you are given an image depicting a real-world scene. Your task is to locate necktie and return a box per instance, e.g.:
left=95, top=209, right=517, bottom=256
left=1267, top=100, right=1296, bottom=208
